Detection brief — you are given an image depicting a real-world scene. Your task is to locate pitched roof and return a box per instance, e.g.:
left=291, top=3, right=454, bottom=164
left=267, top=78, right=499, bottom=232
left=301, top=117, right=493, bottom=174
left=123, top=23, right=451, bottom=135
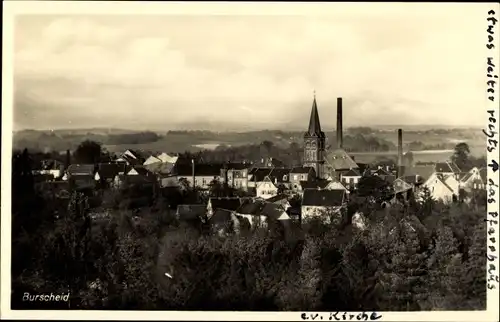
left=450, top=162, right=462, bottom=173
left=304, top=96, right=326, bottom=138
left=435, top=161, right=461, bottom=174
left=97, top=163, right=122, bottom=179
left=269, top=168, right=292, bottom=183
left=260, top=203, right=290, bottom=220
left=156, top=152, right=178, bottom=164
left=302, top=189, right=346, bottom=207
left=290, top=166, right=315, bottom=174
left=374, top=168, right=391, bottom=176
left=128, top=166, right=155, bottom=177
left=393, top=178, right=413, bottom=194
left=324, top=149, right=359, bottom=171
left=343, top=168, right=361, bottom=177
left=458, top=172, right=472, bottom=182
left=236, top=198, right=267, bottom=215
left=266, top=193, right=289, bottom=203
left=176, top=204, right=206, bottom=221
left=405, top=165, right=435, bottom=181
left=209, top=197, right=242, bottom=212
left=250, top=168, right=273, bottom=182
left=384, top=174, right=396, bottom=184
left=67, top=164, right=95, bottom=176
left=479, top=167, right=487, bottom=182
left=300, top=179, right=331, bottom=190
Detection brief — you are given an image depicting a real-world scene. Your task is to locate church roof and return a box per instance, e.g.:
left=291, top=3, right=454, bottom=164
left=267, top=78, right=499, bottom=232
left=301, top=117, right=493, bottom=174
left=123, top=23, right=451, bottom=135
left=324, top=149, right=359, bottom=171
left=304, top=96, right=325, bottom=138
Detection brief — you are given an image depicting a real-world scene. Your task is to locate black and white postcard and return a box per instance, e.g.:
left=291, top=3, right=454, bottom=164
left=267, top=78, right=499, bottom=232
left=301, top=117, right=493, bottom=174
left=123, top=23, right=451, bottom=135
left=1, top=1, right=499, bottom=321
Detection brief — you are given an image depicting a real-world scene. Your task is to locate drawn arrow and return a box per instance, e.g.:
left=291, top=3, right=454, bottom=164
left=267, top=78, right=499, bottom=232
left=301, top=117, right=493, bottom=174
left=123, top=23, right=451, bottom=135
left=488, top=160, right=499, bottom=173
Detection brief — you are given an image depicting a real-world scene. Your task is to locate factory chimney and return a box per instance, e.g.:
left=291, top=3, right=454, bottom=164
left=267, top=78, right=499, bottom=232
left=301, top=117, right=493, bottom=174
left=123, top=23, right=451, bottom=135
left=191, top=159, right=195, bottom=189
left=397, top=129, right=403, bottom=178
left=336, top=97, right=343, bottom=149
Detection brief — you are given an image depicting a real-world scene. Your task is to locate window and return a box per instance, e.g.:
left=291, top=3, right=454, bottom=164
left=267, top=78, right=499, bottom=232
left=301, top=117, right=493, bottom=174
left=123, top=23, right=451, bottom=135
left=283, top=175, right=287, bottom=181
left=293, top=174, right=298, bottom=181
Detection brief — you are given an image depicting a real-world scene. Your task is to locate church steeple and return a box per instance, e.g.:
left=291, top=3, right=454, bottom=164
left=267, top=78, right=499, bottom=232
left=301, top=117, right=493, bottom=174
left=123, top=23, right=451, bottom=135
left=303, top=92, right=326, bottom=179
left=305, top=92, right=325, bottom=138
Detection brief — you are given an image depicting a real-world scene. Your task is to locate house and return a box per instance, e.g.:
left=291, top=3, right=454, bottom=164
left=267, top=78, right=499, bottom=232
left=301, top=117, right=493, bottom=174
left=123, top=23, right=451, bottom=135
left=207, top=197, right=243, bottom=219
left=265, top=194, right=292, bottom=211
left=158, top=174, right=179, bottom=188
left=248, top=167, right=273, bottom=188
left=301, top=189, right=346, bottom=222
left=36, top=159, right=64, bottom=179
left=176, top=204, right=207, bottom=223
left=234, top=198, right=268, bottom=228
left=340, top=168, right=362, bottom=190
left=116, top=149, right=146, bottom=165
left=234, top=199, right=290, bottom=230
left=222, top=162, right=251, bottom=191
left=66, top=164, right=96, bottom=190
left=420, top=172, right=457, bottom=203
left=459, top=167, right=486, bottom=192
left=403, top=165, right=435, bottom=186
left=323, top=148, right=359, bottom=180
left=268, top=167, right=292, bottom=189
left=256, top=176, right=282, bottom=199
left=209, top=208, right=245, bottom=236
left=289, top=166, right=316, bottom=191
left=94, top=163, right=125, bottom=185
left=392, top=178, right=414, bottom=201
left=298, top=178, right=347, bottom=196
left=175, top=163, right=223, bottom=190
left=115, top=173, right=156, bottom=189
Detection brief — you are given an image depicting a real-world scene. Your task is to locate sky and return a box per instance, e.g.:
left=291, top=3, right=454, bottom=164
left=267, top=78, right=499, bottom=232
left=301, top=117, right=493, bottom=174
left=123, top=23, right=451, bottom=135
left=12, top=3, right=491, bottom=131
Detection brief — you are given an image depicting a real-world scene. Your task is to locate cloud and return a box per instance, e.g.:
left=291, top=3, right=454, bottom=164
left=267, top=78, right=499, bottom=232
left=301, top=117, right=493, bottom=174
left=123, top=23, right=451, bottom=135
left=12, top=5, right=488, bottom=130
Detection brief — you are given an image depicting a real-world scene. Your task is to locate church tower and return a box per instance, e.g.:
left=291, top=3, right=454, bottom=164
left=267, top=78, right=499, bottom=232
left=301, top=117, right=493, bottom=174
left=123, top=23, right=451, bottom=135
left=303, top=93, right=325, bottom=178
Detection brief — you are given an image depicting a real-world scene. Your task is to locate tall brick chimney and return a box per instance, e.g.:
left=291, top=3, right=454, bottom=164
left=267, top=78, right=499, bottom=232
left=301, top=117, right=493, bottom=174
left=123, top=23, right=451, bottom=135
left=397, top=129, right=403, bottom=177
left=191, top=159, right=195, bottom=189
left=336, top=97, right=343, bottom=149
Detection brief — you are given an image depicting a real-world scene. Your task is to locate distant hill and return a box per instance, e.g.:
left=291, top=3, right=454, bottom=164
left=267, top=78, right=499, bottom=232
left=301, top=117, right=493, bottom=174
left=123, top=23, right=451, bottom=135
left=12, top=127, right=486, bottom=157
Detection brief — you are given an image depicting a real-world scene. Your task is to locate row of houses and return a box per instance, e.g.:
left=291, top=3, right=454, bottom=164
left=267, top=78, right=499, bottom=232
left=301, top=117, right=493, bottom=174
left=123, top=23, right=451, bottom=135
left=177, top=189, right=348, bottom=236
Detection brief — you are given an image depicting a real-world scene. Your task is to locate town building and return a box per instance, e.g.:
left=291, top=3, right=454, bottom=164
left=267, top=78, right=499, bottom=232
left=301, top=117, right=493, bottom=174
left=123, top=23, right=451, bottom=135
left=303, top=94, right=326, bottom=179
left=301, top=188, right=346, bottom=222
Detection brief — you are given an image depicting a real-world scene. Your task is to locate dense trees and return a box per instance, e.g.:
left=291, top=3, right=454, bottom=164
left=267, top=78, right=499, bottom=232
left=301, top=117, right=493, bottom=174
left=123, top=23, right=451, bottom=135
left=73, top=140, right=111, bottom=164
left=11, top=149, right=487, bottom=311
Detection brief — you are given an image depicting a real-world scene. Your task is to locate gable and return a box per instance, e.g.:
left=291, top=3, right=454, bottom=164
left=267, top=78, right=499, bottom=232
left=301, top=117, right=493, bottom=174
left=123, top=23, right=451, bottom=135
left=393, top=178, right=413, bottom=194
left=325, top=181, right=347, bottom=191
left=127, top=168, right=139, bottom=175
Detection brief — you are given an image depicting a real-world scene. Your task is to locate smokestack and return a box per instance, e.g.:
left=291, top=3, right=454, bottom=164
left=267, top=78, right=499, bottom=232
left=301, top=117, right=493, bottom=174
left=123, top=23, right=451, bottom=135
left=191, top=159, right=195, bottom=189
left=397, top=129, right=403, bottom=177
left=336, top=97, right=343, bottom=149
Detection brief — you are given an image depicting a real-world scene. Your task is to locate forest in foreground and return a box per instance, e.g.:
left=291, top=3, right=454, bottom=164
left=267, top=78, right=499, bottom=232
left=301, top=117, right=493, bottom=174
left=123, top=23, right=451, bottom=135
left=11, top=147, right=487, bottom=311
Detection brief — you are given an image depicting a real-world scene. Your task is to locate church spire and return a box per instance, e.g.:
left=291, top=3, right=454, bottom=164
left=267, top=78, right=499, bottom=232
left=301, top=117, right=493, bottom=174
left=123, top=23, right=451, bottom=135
left=305, top=92, right=325, bottom=138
